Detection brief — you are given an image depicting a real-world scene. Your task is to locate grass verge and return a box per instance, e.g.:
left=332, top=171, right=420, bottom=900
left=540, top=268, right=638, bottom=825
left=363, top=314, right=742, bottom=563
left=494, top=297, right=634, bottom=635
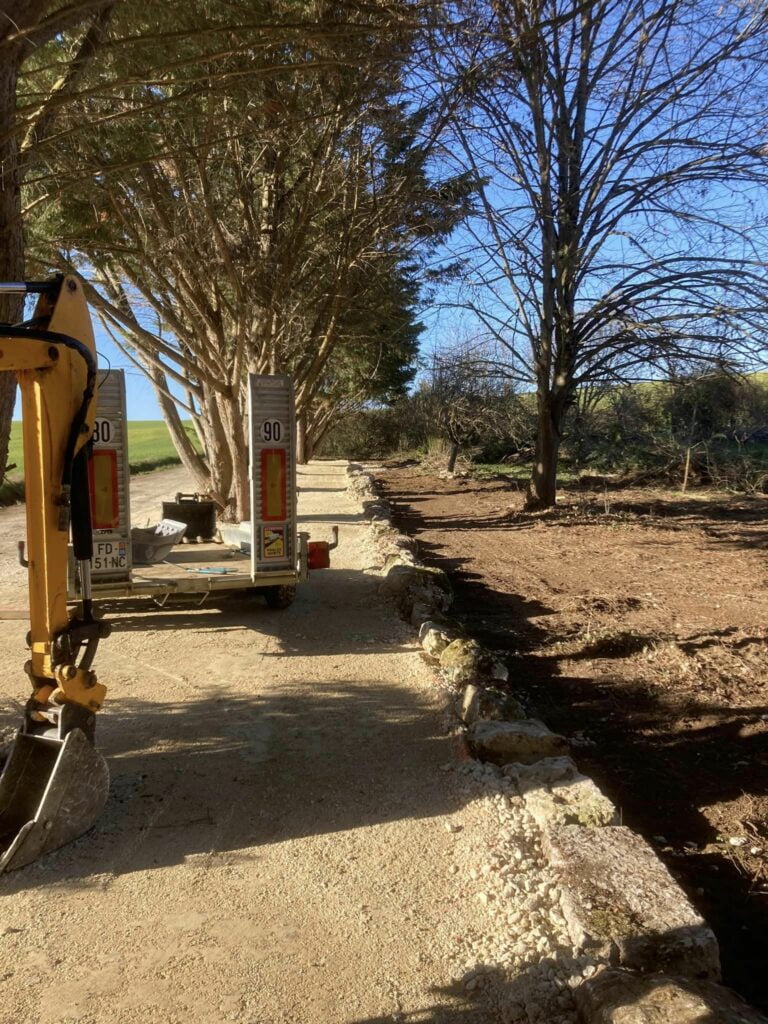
left=2, top=420, right=200, bottom=507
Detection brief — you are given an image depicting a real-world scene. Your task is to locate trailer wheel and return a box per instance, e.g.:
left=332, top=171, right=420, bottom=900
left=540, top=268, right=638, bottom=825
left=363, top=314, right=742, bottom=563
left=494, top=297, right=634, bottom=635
left=263, top=585, right=296, bottom=610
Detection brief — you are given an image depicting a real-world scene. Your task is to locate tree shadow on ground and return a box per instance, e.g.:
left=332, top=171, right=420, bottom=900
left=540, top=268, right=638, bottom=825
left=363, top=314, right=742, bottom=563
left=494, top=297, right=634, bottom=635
left=526, top=660, right=768, bottom=1012
left=99, top=566, right=405, bottom=656
left=298, top=511, right=365, bottom=523
left=298, top=485, right=348, bottom=493
left=348, top=950, right=755, bottom=1023
left=0, top=679, right=464, bottom=892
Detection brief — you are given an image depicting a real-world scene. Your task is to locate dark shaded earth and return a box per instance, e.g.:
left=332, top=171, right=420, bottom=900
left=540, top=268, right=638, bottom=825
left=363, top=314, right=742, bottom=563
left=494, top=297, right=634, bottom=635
left=380, top=465, right=768, bottom=1012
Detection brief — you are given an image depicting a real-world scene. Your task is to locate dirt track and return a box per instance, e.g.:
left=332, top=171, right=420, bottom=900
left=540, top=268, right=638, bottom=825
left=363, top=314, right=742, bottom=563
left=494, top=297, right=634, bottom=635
left=0, top=462, right=496, bottom=1024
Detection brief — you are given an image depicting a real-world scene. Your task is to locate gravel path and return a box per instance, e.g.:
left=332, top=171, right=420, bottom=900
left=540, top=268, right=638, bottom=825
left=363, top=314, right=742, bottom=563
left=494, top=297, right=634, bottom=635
left=0, top=461, right=568, bottom=1024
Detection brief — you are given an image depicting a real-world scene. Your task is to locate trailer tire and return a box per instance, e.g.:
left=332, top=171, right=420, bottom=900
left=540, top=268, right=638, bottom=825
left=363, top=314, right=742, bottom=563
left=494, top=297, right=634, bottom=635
left=263, top=585, right=296, bottom=610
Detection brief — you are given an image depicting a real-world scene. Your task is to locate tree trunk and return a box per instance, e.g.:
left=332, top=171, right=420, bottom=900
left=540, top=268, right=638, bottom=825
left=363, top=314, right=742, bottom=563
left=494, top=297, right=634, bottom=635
left=296, top=410, right=309, bottom=465
left=217, top=393, right=249, bottom=522
left=307, top=415, right=332, bottom=458
left=446, top=442, right=460, bottom=474
left=681, top=446, right=692, bottom=493
left=149, top=369, right=210, bottom=490
left=201, top=383, right=233, bottom=506
left=0, top=375, right=17, bottom=482
left=526, top=393, right=564, bottom=510
left=0, top=57, right=24, bottom=480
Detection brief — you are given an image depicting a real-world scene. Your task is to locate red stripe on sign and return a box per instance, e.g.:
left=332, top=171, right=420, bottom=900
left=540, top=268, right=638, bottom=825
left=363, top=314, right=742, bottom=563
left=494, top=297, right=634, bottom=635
left=261, top=448, right=287, bottom=521
left=89, top=450, right=119, bottom=528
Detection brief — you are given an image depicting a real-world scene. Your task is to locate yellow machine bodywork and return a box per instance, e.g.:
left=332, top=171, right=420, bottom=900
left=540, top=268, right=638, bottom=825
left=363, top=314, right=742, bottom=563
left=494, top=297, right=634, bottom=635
left=18, top=279, right=105, bottom=709
left=0, top=275, right=110, bottom=872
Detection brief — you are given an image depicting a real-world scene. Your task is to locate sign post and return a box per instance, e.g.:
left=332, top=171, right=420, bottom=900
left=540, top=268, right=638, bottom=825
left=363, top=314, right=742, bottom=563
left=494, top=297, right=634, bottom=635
left=90, top=370, right=132, bottom=582
left=248, top=375, right=297, bottom=577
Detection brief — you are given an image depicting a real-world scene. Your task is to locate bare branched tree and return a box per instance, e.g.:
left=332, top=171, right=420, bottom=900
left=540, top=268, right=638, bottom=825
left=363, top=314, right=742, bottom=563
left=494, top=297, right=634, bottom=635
left=422, top=0, right=768, bottom=507
left=418, top=341, right=515, bottom=472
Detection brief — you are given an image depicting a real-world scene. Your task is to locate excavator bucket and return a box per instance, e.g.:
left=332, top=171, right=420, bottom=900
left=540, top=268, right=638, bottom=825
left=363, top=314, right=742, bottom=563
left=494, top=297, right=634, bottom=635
left=0, top=721, right=109, bottom=873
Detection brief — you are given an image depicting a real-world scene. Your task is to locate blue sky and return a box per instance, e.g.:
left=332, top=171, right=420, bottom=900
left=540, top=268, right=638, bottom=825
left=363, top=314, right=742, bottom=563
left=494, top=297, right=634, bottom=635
left=13, top=310, right=163, bottom=421
left=92, top=331, right=162, bottom=419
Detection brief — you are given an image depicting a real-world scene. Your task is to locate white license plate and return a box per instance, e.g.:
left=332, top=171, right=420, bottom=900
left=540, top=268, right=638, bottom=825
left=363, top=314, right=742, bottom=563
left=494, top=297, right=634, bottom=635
left=92, top=540, right=128, bottom=572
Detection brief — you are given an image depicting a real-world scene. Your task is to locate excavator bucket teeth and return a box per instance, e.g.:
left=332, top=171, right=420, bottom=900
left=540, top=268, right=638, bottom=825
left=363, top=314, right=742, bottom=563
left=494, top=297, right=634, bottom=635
left=0, top=728, right=109, bottom=872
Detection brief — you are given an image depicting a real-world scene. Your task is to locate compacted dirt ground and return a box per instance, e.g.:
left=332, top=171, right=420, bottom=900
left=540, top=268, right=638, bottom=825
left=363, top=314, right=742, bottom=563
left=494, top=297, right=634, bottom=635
left=379, top=465, right=768, bottom=1013
left=0, top=462, right=510, bottom=1024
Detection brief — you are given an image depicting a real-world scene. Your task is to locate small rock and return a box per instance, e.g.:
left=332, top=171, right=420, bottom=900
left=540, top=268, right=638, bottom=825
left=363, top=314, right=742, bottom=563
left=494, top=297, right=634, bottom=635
left=456, top=684, right=526, bottom=726
left=380, top=564, right=453, bottom=620
left=574, top=967, right=768, bottom=1023
left=546, top=826, right=720, bottom=979
left=420, top=622, right=462, bottom=659
left=470, top=719, right=569, bottom=766
left=409, top=602, right=433, bottom=628
left=511, top=757, right=619, bottom=828
left=439, top=639, right=509, bottom=687
left=381, top=551, right=417, bottom=573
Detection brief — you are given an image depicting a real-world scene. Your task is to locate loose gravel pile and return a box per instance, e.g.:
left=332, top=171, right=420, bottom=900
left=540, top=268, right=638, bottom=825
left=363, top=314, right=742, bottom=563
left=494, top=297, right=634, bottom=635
left=446, top=761, right=591, bottom=1023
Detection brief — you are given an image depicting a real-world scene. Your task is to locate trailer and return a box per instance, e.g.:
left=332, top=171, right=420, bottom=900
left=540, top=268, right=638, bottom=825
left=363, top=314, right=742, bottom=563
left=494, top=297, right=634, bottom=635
left=69, top=371, right=328, bottom=607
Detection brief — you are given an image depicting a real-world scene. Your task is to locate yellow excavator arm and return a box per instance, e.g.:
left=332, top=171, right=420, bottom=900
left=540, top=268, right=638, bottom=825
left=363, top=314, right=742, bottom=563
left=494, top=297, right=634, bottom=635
left=0, top=275, right=109, bottom=872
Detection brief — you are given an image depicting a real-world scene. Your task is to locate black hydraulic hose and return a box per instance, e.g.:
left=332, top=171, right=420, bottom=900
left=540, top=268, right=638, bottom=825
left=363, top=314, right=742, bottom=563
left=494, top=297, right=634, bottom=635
left=70, top=448, right=93, bottom=560
left=0, top=324, right=97, bottom=495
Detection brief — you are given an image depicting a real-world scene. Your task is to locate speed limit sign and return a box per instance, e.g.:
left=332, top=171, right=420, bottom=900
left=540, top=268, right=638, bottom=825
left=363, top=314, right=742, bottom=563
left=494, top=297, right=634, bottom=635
left=260, top=419, right=284, bottom=443
left=92, top=418, right=114, bottom=445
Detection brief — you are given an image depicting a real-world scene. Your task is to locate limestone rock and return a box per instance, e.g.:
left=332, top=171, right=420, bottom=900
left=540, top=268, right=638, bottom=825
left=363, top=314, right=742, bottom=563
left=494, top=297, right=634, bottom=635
left=457, top=684, right=526, bottom=726
left=418, top=619, right=448, bottom=642
left=409, top=602, right=434, bottom=628
left=505, top=755, right=577, bottom=789
left=381, top=551, right=418, bottom=573
left=419, top=622, right=462, bottom=660
left=574, top=967, right=768, bottom=1023
left=469, top=718, right=568, bottom=765
left=363, top=499, right=392, bottom=522
left=507, top=756, right=619, bottom=829
left=374, top=527, right=418, bottom=558
left=379, top=563, right=452, bottom=619
left=439, top=639, right=509, bottom=686
left=389, top=534, right=418, bottom=555
left=546, top=826, right=720, bottom=979
left=370, top=519, right=396, bottom=537
left=348, top=472, right=378, bottom=499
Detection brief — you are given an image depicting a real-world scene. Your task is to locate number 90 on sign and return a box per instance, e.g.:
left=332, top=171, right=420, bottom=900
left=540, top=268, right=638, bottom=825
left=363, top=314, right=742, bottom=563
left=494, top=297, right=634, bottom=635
left=260, top=419, right=284, bottom=443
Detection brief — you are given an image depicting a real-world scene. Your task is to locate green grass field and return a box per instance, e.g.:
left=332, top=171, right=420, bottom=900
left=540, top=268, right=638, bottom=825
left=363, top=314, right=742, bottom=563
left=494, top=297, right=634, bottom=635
left=5, top=420, right=199, bottom=480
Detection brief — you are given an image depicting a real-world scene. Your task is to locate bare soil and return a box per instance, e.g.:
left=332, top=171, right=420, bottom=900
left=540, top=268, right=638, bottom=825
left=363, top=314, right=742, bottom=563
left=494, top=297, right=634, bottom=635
left=379, top=465, right=768, bottom=1012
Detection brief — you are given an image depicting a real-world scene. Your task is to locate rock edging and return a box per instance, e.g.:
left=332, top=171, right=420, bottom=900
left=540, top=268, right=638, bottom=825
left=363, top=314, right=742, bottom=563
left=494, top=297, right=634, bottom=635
left=345, top=462, right=766, bottom=1024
